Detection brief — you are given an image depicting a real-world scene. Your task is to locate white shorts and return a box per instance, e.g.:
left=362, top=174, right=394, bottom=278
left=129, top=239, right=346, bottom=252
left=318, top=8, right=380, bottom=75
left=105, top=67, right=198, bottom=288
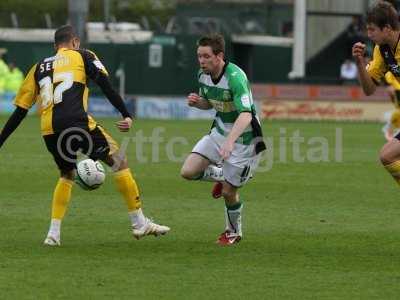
left=192, top=128, right=260, bottom=187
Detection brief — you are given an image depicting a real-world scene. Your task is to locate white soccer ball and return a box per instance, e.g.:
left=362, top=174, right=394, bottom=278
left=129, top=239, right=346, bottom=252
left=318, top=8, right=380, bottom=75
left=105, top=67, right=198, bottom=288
left=75, top=159, right=106, bottom=190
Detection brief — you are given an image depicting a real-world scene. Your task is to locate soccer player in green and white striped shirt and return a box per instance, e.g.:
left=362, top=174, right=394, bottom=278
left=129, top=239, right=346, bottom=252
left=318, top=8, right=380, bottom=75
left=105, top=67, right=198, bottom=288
left=181, top=34, right=266, bottom=246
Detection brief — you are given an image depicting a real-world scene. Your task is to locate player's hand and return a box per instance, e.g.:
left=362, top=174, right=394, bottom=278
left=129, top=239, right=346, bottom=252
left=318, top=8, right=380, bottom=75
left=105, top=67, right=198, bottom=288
left=116, top=117, right=132, bottom=132
left=352, top=42, right=366, bottom=64
left=219, top=141, right=234, bottom=160
left=187, top=93, right=201, bottom=107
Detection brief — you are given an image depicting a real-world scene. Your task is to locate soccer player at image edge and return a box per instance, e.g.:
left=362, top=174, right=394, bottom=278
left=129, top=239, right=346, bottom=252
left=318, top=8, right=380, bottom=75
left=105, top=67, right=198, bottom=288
left=353, top=2, right=400, bottom=189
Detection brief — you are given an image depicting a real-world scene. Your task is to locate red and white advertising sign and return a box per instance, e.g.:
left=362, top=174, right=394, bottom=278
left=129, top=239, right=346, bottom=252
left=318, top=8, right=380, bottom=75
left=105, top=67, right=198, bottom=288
left=252, top=84, right=389, bottom=102
left=261, top=100, right=392, bottom=121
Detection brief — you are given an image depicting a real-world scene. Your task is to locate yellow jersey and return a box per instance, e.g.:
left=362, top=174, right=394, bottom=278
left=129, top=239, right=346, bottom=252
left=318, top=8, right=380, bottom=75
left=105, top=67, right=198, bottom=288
left=14, top=48, right=109, bottom=135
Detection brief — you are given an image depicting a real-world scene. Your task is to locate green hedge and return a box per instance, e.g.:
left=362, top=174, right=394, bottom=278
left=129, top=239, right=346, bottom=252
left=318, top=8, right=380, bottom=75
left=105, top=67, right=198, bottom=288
left=0, top=0, right=175, bottom=29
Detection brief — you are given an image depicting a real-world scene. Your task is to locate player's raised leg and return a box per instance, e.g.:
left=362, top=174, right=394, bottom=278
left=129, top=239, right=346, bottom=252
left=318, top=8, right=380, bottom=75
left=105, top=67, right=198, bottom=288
left=380, top=137, right=400, bottom=184
left=182, top=131, right=225, bottom=180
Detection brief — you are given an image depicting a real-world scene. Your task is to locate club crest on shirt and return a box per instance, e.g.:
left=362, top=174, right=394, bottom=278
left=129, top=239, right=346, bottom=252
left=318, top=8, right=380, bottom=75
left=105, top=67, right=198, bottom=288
left=223, top=90, right=231, bottom=101
left=389, top=63, right=400, bottom=76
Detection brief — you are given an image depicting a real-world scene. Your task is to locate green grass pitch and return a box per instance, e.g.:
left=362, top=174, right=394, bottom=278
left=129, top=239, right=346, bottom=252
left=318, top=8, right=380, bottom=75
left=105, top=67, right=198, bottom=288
left=1, top=116, right=400, bottom=299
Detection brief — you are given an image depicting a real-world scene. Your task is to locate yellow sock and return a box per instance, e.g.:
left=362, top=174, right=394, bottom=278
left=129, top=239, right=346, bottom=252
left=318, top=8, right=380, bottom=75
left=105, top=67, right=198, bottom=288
left=51, top=178, right=73, bottom=220
left=113, top=168, right=142, bottom=212
left=385, top=160, right=400, bottom=185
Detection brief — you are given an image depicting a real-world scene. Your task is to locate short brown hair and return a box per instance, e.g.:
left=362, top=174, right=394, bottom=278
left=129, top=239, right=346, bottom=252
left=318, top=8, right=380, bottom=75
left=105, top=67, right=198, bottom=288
left=54, top=25, right=78, bottom=46
left=367, top=1, right=399, bottom=30
left=197, top=33, right=225, bottom=55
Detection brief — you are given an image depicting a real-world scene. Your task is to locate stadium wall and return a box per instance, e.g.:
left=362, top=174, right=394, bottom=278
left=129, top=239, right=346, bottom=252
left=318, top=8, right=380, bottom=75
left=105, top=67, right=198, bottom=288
left=0, top=83, right=391, bottom=122
left=253, top=84, right=392, bottom=122
left=0, top=35, right=292, bottom=95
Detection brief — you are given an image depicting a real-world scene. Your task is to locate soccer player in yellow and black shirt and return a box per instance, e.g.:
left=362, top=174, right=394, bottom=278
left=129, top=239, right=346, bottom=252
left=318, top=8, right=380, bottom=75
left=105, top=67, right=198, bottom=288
left=353, top=2, right=400, bottom=187
left=0, top=25, right=169, bottom=245
left=382, top=71, right=400, bottom=141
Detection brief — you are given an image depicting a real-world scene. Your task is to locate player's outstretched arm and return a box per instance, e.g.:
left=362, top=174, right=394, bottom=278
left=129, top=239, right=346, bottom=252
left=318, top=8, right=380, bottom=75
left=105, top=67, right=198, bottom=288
left=0, top=106, right=28, bottom=149
left=187, top=93, right=212, bottom=110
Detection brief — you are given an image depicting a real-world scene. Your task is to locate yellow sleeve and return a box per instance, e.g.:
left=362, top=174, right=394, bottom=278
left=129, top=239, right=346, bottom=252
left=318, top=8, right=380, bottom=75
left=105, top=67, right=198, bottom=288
left=366, top=45, right=387, bottom=83
left=385, top=72, right=400, bottom=90
left=13, top=64, right=38, bottom=110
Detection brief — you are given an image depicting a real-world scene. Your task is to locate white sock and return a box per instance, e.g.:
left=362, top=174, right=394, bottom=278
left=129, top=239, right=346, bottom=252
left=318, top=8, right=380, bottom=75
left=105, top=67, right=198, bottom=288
left=225, top=203, right=243, bottom=236
left=201, top=165, right=224, bottom=182
left=129, top=208, right=146, bottom=228
left=48, top=219, right=61, bottom=238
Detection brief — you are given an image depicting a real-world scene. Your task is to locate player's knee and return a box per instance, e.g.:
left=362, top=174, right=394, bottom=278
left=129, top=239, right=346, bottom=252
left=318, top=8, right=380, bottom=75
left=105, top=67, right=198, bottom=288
left=379, top=148, right=394, bottom=166
left=221, top=186, right=236, bottom=201
left=106, top=153, right=128, bottom=171
left=116, top=157, right=128, bottom=171
left=221, top=190, right=233, bottom=200
left=379, top=152, right=389, bottom=165
left=181, top=165, right=201, bottom=180
left=180, top=166, right=193, bottom=180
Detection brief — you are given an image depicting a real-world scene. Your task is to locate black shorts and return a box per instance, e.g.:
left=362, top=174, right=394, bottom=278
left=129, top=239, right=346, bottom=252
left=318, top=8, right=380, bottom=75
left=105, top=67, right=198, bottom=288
left=395, top=131, right=400, bottom=141
left=43, top=126, right=118, bottom=172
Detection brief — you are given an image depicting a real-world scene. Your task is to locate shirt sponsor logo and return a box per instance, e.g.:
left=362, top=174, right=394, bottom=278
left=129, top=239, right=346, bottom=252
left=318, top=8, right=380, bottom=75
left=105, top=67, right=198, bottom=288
left=209, top=99, right=236, bottom=112
left=389, top=63, right=400, bottom=76
left=93, top=60, right=106, bottom=71
left=223, top=90, right=231, bottom=101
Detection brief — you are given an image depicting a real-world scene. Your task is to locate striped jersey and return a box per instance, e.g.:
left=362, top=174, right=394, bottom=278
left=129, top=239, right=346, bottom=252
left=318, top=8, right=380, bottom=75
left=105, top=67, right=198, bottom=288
left=198, top=62, right=263, bottom=145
